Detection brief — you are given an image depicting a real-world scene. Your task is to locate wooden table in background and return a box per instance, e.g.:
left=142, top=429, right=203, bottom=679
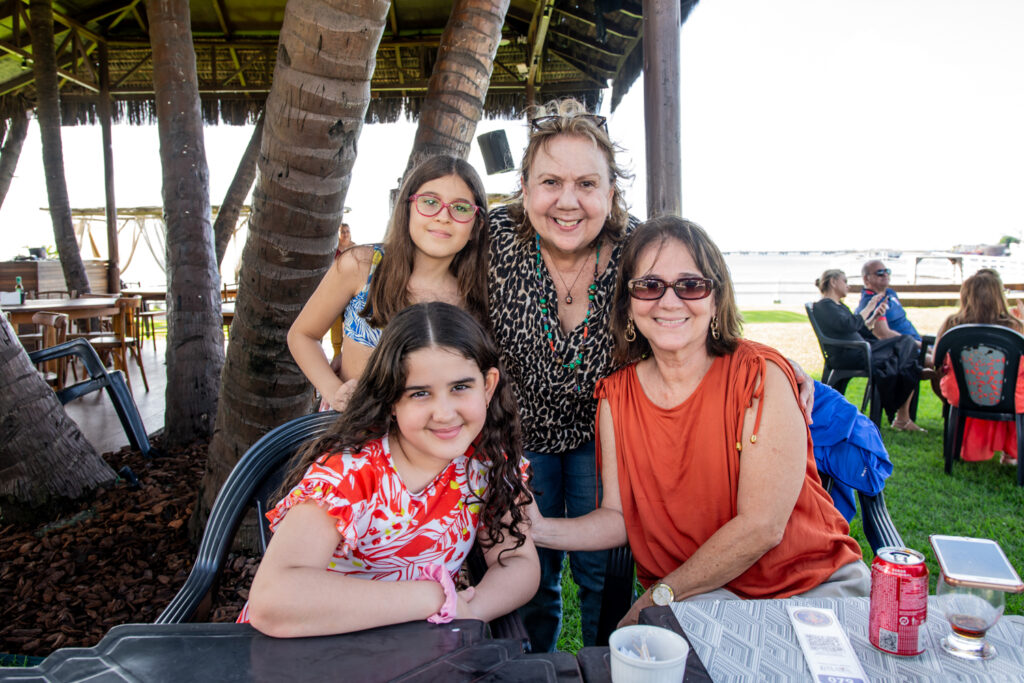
left=3, top=297, right=121, bottom=325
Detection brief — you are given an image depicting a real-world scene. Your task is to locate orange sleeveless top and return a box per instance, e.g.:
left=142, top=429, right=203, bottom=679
left=594, top=339, right=861, bottom=598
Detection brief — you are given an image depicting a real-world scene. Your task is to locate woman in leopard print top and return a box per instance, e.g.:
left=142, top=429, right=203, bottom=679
left=486, top=98, right=635, bottom=651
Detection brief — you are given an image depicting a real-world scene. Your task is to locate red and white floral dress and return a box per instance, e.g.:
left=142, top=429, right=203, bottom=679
left=238, top=435, right=527, bottom=622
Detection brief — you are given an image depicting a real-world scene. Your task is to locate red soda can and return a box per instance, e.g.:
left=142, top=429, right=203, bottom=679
left=869, top=547, right=929, bottom=655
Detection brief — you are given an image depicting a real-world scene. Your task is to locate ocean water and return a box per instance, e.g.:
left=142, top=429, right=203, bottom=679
left=724, top=250, right=1024, bottom=308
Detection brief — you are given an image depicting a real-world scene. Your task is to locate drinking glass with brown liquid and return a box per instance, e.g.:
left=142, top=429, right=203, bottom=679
left=934, top=571, right=1004, bottom=660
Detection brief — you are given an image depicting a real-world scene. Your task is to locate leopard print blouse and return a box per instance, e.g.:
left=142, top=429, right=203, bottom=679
left=487, top=205, right=638, bottom=454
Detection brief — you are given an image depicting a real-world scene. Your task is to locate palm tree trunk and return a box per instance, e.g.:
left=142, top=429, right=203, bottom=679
left=194, top=0, right=389, bottom=546
left=147, top=0, right=224, bottom=446
left=405, top=0, right=510, bottom=172
left=0, top=314, right=117, bottom=521
left=29, top=0, right=91, bottom=296
left=214, top=111, right=264, bottom=267
left=0, top=109, right=31, bottom=211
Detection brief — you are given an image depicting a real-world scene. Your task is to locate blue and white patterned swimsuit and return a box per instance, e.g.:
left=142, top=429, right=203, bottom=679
left=342, top=245, right=384, bottom=349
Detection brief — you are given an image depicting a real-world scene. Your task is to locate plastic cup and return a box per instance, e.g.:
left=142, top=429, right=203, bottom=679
left=608, top=624, right=690, bottom=683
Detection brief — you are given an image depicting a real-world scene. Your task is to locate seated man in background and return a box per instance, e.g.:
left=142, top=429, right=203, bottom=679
left=856, top=259, right=922, bottom=344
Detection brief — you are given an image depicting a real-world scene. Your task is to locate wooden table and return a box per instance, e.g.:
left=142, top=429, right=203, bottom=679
left=2, top=297, right=121, bottom=325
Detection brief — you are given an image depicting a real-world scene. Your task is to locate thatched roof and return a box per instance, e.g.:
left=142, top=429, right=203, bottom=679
left=0, top=0, right=697, bottom=125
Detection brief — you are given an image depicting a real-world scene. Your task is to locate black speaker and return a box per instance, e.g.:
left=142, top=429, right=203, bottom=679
left=477, top=130, right=515, bottom=175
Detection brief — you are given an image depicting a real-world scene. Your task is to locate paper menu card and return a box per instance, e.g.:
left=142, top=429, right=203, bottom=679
left=788, top=605, right=869, bottom=683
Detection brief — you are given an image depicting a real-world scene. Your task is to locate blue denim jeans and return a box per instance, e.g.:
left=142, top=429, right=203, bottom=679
left=517, top=440, right=607, bottom=652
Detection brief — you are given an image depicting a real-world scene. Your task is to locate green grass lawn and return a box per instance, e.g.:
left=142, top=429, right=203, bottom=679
left=741, top=310, right=808, bottom=323
left=554, top=366, right=1024, bottom=653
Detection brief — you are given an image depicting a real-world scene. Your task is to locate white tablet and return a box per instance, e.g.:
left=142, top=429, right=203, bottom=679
left=929, top=535, right=1024, bottom=593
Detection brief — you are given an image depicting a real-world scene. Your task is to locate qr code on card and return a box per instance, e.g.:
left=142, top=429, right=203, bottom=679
left=878, top=628, right=899, bottom=652
left=807, top=634, right=846, bottom=654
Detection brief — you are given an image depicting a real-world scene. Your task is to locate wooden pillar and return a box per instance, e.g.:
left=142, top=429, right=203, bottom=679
left=98, top=42, right=119, bottom=292
left=642, top=0, right=682, bottom=218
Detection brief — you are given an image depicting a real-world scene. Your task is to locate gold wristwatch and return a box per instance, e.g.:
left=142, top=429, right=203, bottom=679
left=651, top=582, right=674, bottom=606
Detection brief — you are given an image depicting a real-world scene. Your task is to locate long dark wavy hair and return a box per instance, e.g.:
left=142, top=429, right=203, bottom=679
left=610, top=216, right=743, bottom=365
left=361, top=155, right=490, bottom=330
left=280, top=302, right=531, bottom=560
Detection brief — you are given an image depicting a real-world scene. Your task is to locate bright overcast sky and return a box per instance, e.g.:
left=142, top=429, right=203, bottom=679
left=1, top=0, right=1022, bottom=261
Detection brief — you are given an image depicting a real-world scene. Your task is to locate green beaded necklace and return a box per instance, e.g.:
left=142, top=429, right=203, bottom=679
left=535, top=234, right=600, bottom=384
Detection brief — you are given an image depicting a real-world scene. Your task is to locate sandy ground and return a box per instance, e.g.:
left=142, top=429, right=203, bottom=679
left=743, top=306, right=955, bottom=378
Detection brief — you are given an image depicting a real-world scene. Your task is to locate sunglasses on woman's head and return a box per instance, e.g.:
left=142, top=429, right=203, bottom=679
left=408, top=194, right=480, bottom=223
left=529, top=114, right=609, bottom=133
left=627, top=277, right=715, bottom=301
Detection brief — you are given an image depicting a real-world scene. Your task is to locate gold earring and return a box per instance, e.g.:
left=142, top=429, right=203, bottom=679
left=710, top=316, right=721, bottom=341
left=625, top=318, right=637, bottom=342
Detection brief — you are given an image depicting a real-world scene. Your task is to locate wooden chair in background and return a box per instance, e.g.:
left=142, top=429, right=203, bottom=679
left=36, top=290, right=75, bottom=299
left=30, top=311, right=70, bottom=390
left=138, top=300, right=167, bottom=352
left=89, top=296, right=149, bottom=393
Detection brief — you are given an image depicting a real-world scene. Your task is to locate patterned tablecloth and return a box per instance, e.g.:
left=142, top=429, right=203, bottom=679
left=668, top=596, right=1024, bottom=681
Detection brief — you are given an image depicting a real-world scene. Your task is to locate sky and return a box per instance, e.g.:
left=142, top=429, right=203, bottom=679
left=1, top=0, right=1022, bottom=265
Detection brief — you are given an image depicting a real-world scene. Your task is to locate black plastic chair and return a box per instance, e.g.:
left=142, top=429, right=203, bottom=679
left=805, top=302, right=932, bottom=427
left=805, top=302, right=882, bottom=425
left=156, top=412, right=529, bottom=647
left=933, top=324, right=1024, bottom=486
left=27, top=338, right=152, bottom=457
left=594, top=480, right=905, bottom=645
left=817, top=474, right=904, bottom=552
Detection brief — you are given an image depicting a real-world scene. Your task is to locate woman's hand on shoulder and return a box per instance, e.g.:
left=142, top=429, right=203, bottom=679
left=329, top=378, right=358, bottom=413
left=786, top=358, right=815, bottom=422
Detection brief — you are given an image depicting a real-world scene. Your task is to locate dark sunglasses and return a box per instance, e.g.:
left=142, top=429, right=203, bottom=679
left=874, top=268, right=892, bottom=276
left=529, top=114, right=609, bottom=133
left=627, top=277, right=715, bottom=301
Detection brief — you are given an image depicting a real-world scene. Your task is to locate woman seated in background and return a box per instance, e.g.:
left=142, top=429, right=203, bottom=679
left=934, top=268, right=1024, bottom=465
left=813, top=269, right=924, bottom=431
left=529, top=217, right=868, bottom=626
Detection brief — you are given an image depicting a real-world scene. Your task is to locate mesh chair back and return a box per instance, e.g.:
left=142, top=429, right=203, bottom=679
left=933, top=324, right=1024, bottom=417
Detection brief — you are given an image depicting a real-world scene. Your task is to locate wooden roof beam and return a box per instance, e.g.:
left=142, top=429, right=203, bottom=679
left=0, top=40, right=99, bottom=92
left=130, top=4, right=147, bottom=33
left=23, top=0, right=106, bottom=45
left=552, top=7, right=638, bottom=40
left=103, top=0, right=143, bottom=32
left=494, top=59, right=525, bottom=83
left=79, top=0, right=141, bottom=26
left=210, top=0, right=231, bottom=36
left=549, top=28, right=625, bottom=58
left=548, top=47, right=612, bottom=86
left=107, top=38, right=277, bottom=48
left=112, top=52, right=150, bottom=88
left=387, top=1, right=399, bottom=36
left=206, top=0, right=246, bottom=87
left=527, top=0, right=555, bottom=90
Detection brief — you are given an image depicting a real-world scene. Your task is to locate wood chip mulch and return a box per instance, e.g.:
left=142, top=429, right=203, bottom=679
left=0, top=437, right=260, bottom=659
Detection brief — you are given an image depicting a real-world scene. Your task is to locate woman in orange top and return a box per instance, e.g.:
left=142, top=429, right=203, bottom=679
left=934, top=268, right=1024, bottom=465
left=529, top=217, right=867, bottom=626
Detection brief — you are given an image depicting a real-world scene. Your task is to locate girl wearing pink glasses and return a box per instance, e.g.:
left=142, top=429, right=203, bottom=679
left=289, top=155, right=490, bottom=412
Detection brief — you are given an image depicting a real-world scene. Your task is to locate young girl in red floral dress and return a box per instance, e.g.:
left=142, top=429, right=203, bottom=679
left=241, top=302, right=539, bottom=636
